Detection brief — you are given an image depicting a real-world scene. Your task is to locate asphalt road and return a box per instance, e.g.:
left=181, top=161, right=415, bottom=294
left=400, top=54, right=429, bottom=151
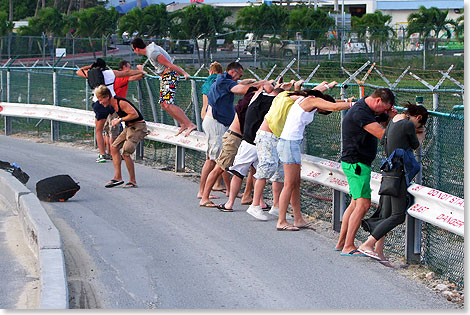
left=0, top=135, right=458, bottom=310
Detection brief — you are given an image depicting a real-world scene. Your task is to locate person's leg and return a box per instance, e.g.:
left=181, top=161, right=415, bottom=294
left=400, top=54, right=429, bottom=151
left=95, top=118, right=106, bottom=156
left=200, top=166, right=224, bottom=206
left=122, top=154, right=136, bottom=184
left=335, top=199, right=356, bottom=251
left=198, top=159, right=215, bottom=198
left=161, top=101, right=196, bottom=135
left=110, top=141, right=122, bottom=181
left=213, top=175, right=225, bottom=191
left=221, top=171, right=231, bottom=196
left=342, top=197, right=371, bottom=253
left=223, top=175, right=243, bottom=210
left=241, top=168, right=254, bottom=204
left=252, top=178, right=266, bottom=207
left=277, top=163, right=298, bottom=229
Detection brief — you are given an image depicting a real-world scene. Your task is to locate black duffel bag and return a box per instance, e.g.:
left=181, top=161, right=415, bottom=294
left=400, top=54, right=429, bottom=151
left=36, top=175, right=80, bottom=202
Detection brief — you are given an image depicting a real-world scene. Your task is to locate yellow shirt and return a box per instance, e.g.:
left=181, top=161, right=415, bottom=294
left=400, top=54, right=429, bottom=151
left=264, top=91, right=295, bottom=138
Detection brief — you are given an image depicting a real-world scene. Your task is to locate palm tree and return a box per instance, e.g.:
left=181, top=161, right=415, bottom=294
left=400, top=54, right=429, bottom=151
left=367, top=11, right=394, bottom=61
left=351, top=14, right=369, bottom=56
left=407, top=6, right=455, bottom=55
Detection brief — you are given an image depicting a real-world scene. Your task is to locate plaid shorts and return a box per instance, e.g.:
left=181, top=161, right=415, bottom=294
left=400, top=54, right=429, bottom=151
left=159, top=71, right=179, bottom=105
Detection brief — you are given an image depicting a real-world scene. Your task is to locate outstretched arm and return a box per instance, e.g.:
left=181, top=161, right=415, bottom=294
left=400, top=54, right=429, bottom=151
left=76, top=64, right=92, bottom=78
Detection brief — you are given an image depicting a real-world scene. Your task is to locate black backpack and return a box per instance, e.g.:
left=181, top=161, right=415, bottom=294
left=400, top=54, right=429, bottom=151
left=87, top=68, right=114, bottom=89
left=36, top=175, right=80, bottom=202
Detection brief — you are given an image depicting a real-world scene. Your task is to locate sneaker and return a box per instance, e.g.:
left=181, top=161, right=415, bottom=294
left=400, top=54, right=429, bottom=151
left=246, top=205, right=268, bottom=221
left=268, top=206, right=279, bottom=217
left=96, top=154, right=106, bottom=163
left=104, top=153, right=112, bottom=160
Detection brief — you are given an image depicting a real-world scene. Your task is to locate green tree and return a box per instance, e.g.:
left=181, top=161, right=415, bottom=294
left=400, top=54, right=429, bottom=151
left=18, top=7, right=65, bottom=36
left=69, top=6, right=118, bottom=59
left=0, top=0, right=36, bottom=20
left=351, top=14, right=370, bottom=55
left=454, top=11, right=464, bottom=40
left=407, top=6, right=455, bottom=55
left=367, top=11, right=394, bottom=59
left=0, top=11, right=13, bottom=36
left=235, top=3, right=288, bottom=57
left=288, top=6, right=334, bottom=56
left=117, top=4, right=171, bottom=38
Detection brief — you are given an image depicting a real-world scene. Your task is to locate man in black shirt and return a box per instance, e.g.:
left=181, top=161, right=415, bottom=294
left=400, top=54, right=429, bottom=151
left=335, top=88, right=396, bottom=256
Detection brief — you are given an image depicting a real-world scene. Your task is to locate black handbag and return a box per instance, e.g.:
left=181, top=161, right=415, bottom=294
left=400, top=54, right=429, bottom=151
left=378, top=169, right=402, bottom=197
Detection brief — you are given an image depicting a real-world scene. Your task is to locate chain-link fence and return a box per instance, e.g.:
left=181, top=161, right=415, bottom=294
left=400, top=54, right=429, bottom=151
left=0, top=62, right=464, bottom=288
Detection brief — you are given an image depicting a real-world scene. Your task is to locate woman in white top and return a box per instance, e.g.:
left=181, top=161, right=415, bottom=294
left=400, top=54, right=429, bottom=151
left=276, top=90, right=353, bottom=231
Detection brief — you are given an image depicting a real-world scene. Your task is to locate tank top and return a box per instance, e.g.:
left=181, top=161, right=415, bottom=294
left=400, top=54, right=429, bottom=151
left=115, top=96, right=144, bottom=126
left=280, top=96, right=316, bottom=141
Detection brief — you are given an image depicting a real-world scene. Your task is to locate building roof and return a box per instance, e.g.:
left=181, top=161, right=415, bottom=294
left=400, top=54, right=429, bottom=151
left=377, top=0, right=464, bottom=10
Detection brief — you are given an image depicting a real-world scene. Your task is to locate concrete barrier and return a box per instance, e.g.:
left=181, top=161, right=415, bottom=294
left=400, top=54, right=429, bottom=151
left=0, top=170, right=68, bottom=309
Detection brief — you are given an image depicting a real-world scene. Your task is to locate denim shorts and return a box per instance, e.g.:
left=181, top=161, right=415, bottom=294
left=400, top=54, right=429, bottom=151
left=277, top=138, right=302, bottom=164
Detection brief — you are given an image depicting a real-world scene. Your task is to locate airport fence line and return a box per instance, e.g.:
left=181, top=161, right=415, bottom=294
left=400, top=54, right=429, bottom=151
left=0, top=64, right=464, bottom=288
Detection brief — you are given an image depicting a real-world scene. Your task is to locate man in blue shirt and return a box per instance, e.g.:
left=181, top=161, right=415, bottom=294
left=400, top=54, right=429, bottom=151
left=199, top=62, right=265, bottom=207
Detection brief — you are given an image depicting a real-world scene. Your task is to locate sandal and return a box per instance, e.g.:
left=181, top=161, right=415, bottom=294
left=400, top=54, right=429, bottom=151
left=123, top=182, right=138, bottom=188
left=105, top=179, right=124, bottom=188
left=217, top=203, right=233, bottom=212
left=277, top=224, right=299, bottom=231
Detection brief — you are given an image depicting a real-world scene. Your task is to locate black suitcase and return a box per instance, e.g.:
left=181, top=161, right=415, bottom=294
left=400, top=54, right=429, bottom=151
left=36, top=175, right=80, bottom=202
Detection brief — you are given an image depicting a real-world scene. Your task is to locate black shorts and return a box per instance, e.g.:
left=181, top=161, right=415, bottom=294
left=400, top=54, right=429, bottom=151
left=92, top=100, right=114, bottom=120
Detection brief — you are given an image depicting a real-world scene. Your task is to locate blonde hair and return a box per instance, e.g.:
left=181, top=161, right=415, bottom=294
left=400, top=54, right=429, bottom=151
left=94, top=85, right=112, bottom=99
left=210, top=62, right=223, bottom=74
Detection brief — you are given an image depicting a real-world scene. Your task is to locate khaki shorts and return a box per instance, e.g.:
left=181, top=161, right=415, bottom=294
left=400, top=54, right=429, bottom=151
left=216, top=130, right=242, bottom=170
left=112, top=121, right=148, bottom=156
left=202, top=116, right=227, bottom=161
left=103, top=112, right=121, bottom=139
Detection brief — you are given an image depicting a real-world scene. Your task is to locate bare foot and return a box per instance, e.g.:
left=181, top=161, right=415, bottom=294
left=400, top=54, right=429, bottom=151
left=175, top=126, right=185, bottom=136
left=184, top=124, right=197, bottom=137
left=197, top=194, right=220, bottom=200
left=241, top=198, right=253, bottom=205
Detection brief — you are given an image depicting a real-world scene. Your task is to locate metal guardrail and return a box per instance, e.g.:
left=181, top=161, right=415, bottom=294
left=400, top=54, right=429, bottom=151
left=0, top=102, right=464, bottom=240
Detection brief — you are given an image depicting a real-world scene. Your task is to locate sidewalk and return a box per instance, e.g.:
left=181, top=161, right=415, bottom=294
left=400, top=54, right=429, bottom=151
left=0, top=196, right=39, bottom=309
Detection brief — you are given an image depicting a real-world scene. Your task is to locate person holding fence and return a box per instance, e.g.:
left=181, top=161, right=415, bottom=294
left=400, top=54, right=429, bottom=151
left=102, top=60, right=145, bottom=160
left=94, top=85, right=148, bottom=189
left=357, top=103, right=427, bottom=266
left=198, top=62, right=266, bottom=207
left=76, top=58, right=145, bottom=163
left=218, top=80, right=291, bottom=212
left=131, top=37, right=197, bottom=137
left=201, top=62, right=223, bottom=120
left=247, top=80, right=336, bottom=221
left=335, top=88, right=396, bottom=256
left=276, top=90, right=353, bottom=231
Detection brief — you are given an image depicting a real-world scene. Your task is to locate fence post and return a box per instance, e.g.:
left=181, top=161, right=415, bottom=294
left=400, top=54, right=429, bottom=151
left=191, top=79, right=202, bottom=131
left=135, top=81, right=144, bottom=161
left=42, top=33, right=46, bottom=66
left=144, top=78, right=158, bottom=123
left=4, top=69, right=11, bottom=135
left=72, top=36, right=75, bottom=68
left=332, top=84, right=348, bottom=232
left=51, top=69, right=59, bottom=142
left=0, top=69, right=3, bottom=102
left=432, top=92, right=440, bottom=188
left=404, top=95, right=425, bottom=263
left=175, top=146, right=186, bottom=172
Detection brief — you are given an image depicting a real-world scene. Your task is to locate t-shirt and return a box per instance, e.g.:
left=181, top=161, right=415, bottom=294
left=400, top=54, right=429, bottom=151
left=201, top=74, right=218, bottom=96
left=243, top=92, right=276, bottom=145
left=340, top=97, right=383, bottom=166
left=235, top=87, right=257, bottom=133
left=280, top=97, right=316, bottom=141
left=146, top=42, right=172, bottom=74
left=92, top=69, right=115, bottom=102
left=264, top=91, right=296, bottom=138
left=382, top=118, right=419, bottom=157
left=207, top=72, right=238, bottom=127
left=114, top=76, right=130, bottom=98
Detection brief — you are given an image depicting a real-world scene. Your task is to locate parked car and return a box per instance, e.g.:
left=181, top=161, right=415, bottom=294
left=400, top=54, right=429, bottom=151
left=169, top=40, right=195, bottom=54
left=245, top=34, right=309, bottom=57
left=122, top=31, right=138, bottom=44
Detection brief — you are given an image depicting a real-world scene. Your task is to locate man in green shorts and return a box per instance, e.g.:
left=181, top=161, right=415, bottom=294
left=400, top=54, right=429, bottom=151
left=335, top=88, right=395, bottom=256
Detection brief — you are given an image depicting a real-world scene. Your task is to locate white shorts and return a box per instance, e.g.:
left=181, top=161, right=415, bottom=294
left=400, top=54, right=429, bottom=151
left=202, top=116, right=228, bottom=161
left=229, top=140, right=258, bottom=178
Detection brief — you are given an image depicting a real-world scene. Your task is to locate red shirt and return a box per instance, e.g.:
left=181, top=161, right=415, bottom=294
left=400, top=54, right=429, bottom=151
left=114, top=77, right=130, bottom=98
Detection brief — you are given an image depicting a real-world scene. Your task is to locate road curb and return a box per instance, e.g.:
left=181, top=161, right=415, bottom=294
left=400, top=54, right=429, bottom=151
left=0, top=170, right=68, bottom=309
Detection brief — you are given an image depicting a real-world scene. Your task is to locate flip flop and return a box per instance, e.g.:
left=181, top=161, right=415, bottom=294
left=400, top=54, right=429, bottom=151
left=123, top=182, right=137, bottom=188
left=241, top=200, right=253, bottom=205
left=105, top=179, right=124, bottom=188
left=357, top=248, right=381, bottom=260
left=200, top=201, right=218, bottom=208
left=197, top=195, right=220, bottom=200
left=378, top=260, right=395, bottom=268
left=277, top=224, right=300, bottom=231
left=295, top=222, right=316, bottom=230
left=217, top=204, right=233, bottom=212
left=212, top=188, right=226, bottom=193
left=334, top=248, right=342, bottom=252
left=340, top=249, right=366, bottom=257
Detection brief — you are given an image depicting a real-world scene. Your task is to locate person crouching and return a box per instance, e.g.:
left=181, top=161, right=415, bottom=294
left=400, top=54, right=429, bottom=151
left=94, top=85, right=148, bottom=188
